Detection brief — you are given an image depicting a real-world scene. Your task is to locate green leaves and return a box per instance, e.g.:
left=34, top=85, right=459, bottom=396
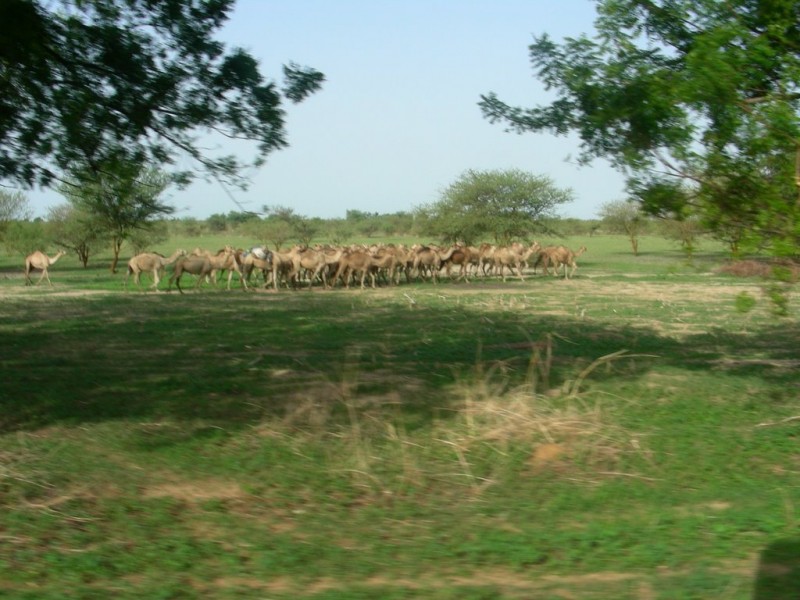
left=419, top=169, right=572, bottom=245
left=480, top=0, right=800, bottom=255
left=0, top=1, right=324, bottom=190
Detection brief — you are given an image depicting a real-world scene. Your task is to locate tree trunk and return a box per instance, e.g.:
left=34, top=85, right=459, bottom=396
left=110, top=237, right=122, bottom=273
left=78, top=243, right=90, bottom=267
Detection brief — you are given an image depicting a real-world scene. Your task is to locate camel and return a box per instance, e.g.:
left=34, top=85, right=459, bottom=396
left=286, top=245, right=345, bottom=289
left=491, top=247, right=525, bottom=282
left=191, top=246, right=248, bottom=290
left=368, top=246, right=403, bottom=286
left=168, top=255, right=214, bottom=293
left=533, top=246, right=559, bottom=276
left=440, top=245, right=480, bottom=282
left=333, top=249, right=377, bottom=289
left=270, top=250, right=302, bottom=290
left=477, top=243, right=497, bottom=276
left=169, top=247, right=238, bottom=293
left=24, top=250, right=66, bottom=286
left=549, top=245, right=587, bottom=279
left=411, top=246, right=443, bottom=283
left=240, top=249, right=274, bottom=287
left=125, top=248, right=186, bottom=290
left=490, top=243, right=540, bottom=282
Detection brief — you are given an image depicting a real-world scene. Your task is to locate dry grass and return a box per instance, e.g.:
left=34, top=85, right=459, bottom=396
left=717, top=259, right=800, bottom=281
left=248, top=339, right=641, bottom=500
left=442, top=346, right=638, bottom=483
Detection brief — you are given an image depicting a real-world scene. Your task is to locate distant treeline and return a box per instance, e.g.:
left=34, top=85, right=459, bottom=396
left=171, top=209, right=616, bottom=242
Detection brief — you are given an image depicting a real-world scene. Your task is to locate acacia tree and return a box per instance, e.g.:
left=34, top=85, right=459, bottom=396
left=47, top=203, right=101, bottom=267
left=480, top=0, right=800, bottom=256
left=0, top=190, right=31, bottom=238
left=419, top=169, right=572, bottom=245
left=598, top=200, right=646, bottom=256
left=59, top=163, right=174, bottom=272
left=1, top=0, right=324, bottom=190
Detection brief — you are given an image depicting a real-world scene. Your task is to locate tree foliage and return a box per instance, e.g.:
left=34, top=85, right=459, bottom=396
left=419, top=169, right=572, bottom=245
left=599, top=200, right=646, bottom=255
left=58, top=163, right=174, bottom=272
left=47, top=203, right=101, bottom=267
left=480, top=0, right=800, bottom=255
left=2, top=220, right=47, bottom=256
left=0, top=189, right=32, bottom=236
left=0, top=0, right=324, bottom=190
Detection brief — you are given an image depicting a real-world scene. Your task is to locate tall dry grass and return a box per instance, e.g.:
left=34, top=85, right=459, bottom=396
left=252, top=338, right=646, bottom=500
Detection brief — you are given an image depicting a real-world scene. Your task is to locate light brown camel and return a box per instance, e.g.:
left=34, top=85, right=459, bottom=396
left=168, top=254, right=215, bottom=294
left=191, top=246, right=248, bottom=290
left=125, top=248, right=186, bottom=290
left=270, top=249, right=302, bottom=290
left=549, top=245, right=587, bottom=279
left=24, top=250, right=66, bottom=286
left=368, top=247, right=403, bottom=286
left=491, top=242, right=540, bottom=282
left=533, top=245, right=560, bottom=276
left=286, top=245, right=345, bottom=289
left=411, top=246, right=443, bottom=283
left=240, top=252, right=274, bottom=287
left=333, top=249, right=377, bottom=289
left=477, top=243, right=497, bottom=276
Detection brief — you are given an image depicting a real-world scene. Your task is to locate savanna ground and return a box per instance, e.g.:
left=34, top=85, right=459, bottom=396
left=0, top=235, right=798, bottom=599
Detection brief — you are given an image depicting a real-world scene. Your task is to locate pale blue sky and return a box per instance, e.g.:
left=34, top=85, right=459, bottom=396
left=28, top=0, right=626, bottom=220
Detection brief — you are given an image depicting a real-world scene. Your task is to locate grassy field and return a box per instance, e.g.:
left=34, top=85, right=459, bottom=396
left=1, top=235, right=798, bottom=599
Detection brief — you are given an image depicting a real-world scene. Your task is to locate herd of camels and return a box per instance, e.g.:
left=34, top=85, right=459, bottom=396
left=23, top=241, right=587, bottom=292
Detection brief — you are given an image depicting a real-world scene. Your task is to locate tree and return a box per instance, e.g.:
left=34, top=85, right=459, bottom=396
left=419, top=169, right=572, bottom=245
left=58, top=163, right=174, bottom=272
left=599, top=201, right=645, bottom=255
left=206, top=214, right=229, bottom=233
left=479, top=1, right=800, bottom=256
left=660, top=215, right=705, bottom=260
left=2, top=220, right=47, bottom=256
left=47, top=203, right=101, bottom=267
left=0, top=190, right=31, bottom=237
left=127, top=221, right=169, bottom=254
left=1, top=0, right=324, bottom=190
left=294, top=217, right=320, bottom=246
left=325, top=219, right=353, bottom=246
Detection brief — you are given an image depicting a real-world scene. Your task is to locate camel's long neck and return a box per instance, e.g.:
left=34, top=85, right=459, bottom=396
left=50, top=253, right=64, bottom=265
left=166, top=251, right=182, bottom=264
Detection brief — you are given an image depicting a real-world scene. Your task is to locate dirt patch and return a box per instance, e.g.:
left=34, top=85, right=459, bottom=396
left=206, top=563, right=758, bottom=596
left=142, top=479, right=245, bottom=502
left=0, top=285, right=111, bottom=298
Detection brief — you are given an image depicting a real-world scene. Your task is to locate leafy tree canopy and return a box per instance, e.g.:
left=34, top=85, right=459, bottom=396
left=0, top=189, right=31, bottom=231
left=480, top=0, right=800, bottom=255
left=58, top=161, right=175, bottom=271
left=418, top=169, right=572, bottom=245
left=598, top=199, right=646, bottom=255
left=47, top=203, right=102, bottom=266
left=0, top=0, right=324, bottom=189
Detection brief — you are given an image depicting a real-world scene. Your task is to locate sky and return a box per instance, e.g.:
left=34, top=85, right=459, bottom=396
left=27, top=0, right=627, bottom=221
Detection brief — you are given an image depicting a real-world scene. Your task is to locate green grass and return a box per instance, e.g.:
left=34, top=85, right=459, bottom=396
left=0, top=235, right=798, bottom=598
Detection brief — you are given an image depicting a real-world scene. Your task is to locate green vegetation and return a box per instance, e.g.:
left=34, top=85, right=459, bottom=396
left=0, top=234, right=797, bottom=598
left=1, top=0, right=324, bottom=190
left=416, top=168, right=573, bottom=244
left=480, top=0, right=800, bottom=257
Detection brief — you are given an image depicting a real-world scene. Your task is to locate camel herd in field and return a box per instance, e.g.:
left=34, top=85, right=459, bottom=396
left=23, top=241, right=587, bottom=292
